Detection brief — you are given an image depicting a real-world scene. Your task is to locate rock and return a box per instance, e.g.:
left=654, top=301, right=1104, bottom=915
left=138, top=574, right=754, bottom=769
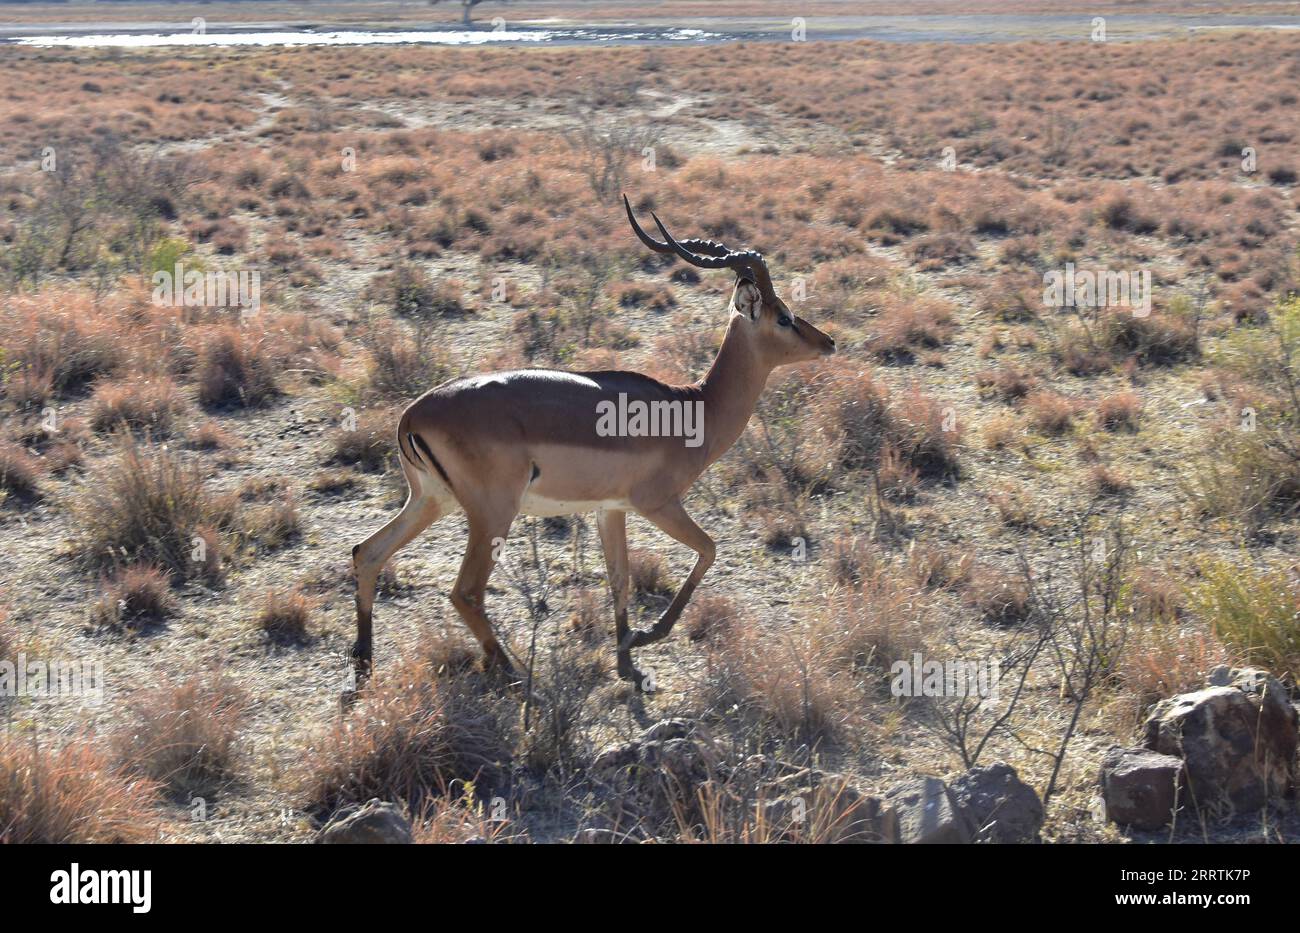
left=884, top=776, right=972, bottom=844
left=1099, top=746, right=1185, bottom=831
left=318, top=799, right=413, bottom=844
left=764, top=769, right=898, bottom=844
left=1143, top=675, right=1298, bottom=816
left=590, top=719, right=725, bottom=825
left=949, top=763, right=1044, bottom=843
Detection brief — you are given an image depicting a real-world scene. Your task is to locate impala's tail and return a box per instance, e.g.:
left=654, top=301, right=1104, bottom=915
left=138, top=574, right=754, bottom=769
left=396, top=407, right=453, bottom=489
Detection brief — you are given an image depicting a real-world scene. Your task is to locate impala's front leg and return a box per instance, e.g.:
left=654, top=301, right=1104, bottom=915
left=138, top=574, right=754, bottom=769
left=596, top=509, right=644, bottom=685
left=623, top=499, right=716, bottom=651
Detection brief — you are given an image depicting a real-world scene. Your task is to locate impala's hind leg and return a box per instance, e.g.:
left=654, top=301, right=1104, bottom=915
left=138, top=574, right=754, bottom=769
left=351, top=467, right=443, bottom=688
left=596, top=509, right=644, bottom=687
left=450, top=492, right=524, bottom=681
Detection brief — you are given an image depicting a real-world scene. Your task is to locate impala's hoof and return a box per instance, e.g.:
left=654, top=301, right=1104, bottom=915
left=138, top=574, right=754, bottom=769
left=621, top=627, right=660, bottom=650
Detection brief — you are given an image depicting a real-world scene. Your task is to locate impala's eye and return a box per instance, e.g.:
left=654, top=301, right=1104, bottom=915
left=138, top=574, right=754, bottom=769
left=777, top=314, right=792, bottom=327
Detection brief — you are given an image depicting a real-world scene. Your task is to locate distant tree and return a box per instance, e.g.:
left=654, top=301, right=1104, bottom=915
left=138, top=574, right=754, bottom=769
left=430, top=0, right=506, bottom=26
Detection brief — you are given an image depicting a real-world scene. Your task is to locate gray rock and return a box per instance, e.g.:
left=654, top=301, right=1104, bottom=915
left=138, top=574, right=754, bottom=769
left=1143, top=677, right=1297, bottom=816
left=1099, top=746, right=1185, bottom=831
left=318, top=798, right=413, bottom=844
left=949, top=763, right=1044, bottom=843
left=885, top=776, right=971, bottom=844
left=765, top=769, right=899, bottom=844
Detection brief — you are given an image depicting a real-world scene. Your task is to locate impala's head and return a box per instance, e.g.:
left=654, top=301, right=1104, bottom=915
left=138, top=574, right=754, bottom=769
left=624, top=195, right=836, bottom=368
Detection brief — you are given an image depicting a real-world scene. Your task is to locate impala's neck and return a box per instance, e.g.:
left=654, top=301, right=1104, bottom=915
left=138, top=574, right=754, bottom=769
left=697, top=314, right=772, bottom=467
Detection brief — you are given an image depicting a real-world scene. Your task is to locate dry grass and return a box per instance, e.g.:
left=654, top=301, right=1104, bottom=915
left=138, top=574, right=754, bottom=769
left=75, top=440, right=234, bottom=580
left=195, top=325, right=279, bottom=409
left=253, top=587, right=313, bottom=643
left=292, top=657, right=510, bottom=820
left=112, top=672, right=249, bottom=799
left=0, top=734, right=161, bottom=843
left=92, top=564, right=176, bottom=631
left=88, top=376, right=185, bottom=437
left=0, top=442, right=41, bottom=501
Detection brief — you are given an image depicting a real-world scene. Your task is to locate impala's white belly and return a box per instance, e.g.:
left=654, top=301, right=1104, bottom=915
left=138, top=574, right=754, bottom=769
left=518, top=492, right=632, bottom=517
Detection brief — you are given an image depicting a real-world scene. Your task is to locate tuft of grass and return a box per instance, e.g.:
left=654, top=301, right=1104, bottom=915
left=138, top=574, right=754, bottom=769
left=685, top=592, right=738, bottom=643
left=0, top=735, right=161, bottom=843
left=1193, top=558, right=1300, bottom=682
left=629, top=548, right=671, bottom=598
left=1024, top=390, right=1079, bottom=436
left=963, top=571, right=1033, bottom=626
left=88, top=376, right=184, bottom=436
left=195, top=325, right=279, bottom=409
left=253, top=588, right=313, bottom=643
left=112, top=672, right=249, bottom=799
left=1094, top=392, right=1143, bottom=432
left=292, top=657, right=509, bottom=820
left=76, top=440, right=234, bottom=580
left=329, top=414, right=395, bottom=472
left=0, top=443, right=41, bottom=501
left=92, top=564, right=176, bottom=631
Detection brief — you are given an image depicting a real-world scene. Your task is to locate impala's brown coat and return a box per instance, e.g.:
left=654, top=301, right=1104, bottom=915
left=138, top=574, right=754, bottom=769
left=350, top=201, right=834, bottom=690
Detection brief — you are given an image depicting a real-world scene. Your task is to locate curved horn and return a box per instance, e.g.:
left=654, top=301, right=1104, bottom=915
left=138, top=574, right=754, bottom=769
left=623, top=194, right=670, bottom=253
left=623, top=194, right=731, bottom=257
left=650, top=212, right=734, bottom=269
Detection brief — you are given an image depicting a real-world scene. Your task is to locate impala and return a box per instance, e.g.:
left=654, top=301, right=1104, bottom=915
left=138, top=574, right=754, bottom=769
left=350, top=195, right=835, bottom=690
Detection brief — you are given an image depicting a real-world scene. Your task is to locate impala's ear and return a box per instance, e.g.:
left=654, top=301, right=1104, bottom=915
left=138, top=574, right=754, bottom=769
left=733, top=279, right=762, bottom=320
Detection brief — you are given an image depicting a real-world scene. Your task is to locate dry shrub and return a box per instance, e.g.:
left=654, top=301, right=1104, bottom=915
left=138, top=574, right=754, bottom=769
left=0, top=443, right=41, bottom=500
left=414, top=797, right=515, bottom=844
left=309, top=469, right=359, bottom=496
left=705, top=616, right=855, bottom=744
left=868, top=296, right=956, bottom=362
left=364, top=320, right=450, bottom=399
left=975, top=364, right=1037, bottom=403
left=293, top=657, right=510, bottom=820
left=815, top=569, right=933, bottom=674
left=827, top=532, right=881, bottom=587
left=185, top=419, right=235, bottom=451
left=368, top=262, right=465, bottom=318
left=254, top=587, right=313, bottom=642
left=989, top=485, right=1036, bottom=530
left=1088, top=463, right=1131, bottom=496
left=329, top=413, right=395, bottom=472
left=568, top=587, right=605, bottom=645
left=92, top=564, right=176, bottom=631
left=1115, top=622, right=1229, bottom=721
left=1024, top=390, right=1080, bottom=435
left=629, top=548, right=671, bottom=598
left=1193, top=558, right=1300, bottom=682
left=195, top=325, right=279, bottom=409
left=0, top=734, right=160, bottom=843
left=0, top=290, right=128, bottom=400
left=76, top=440, right=233, bottom=580
left=112, top=672, right=248, bottom=798
left=685, top=592, right=738, bottom=643
left=963, top=571, right=1032, bottom=627
left=1094, top=391, right=1143, bottom=431
left=89, top=375, right=184, bottom=436
left=981, top=413, right=1022, bottom=450
left=906, top=542, right=973, bottom=591
left=1194, top=427, right=1300, bottom=531
left=244, top=497, right=301, bottom=550
left=811, top=365, right=961, bottom=482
